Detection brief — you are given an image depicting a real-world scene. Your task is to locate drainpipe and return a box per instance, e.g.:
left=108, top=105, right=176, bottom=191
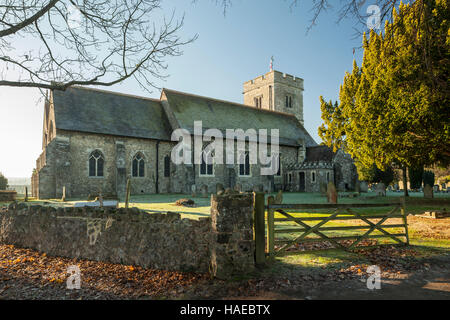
left=155, top=140, right=159, bottom=194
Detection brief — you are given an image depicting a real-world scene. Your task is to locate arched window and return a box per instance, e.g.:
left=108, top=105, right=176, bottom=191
left=89, top=150, right=104, bottom=177
left=132, top=152, right=145, bottom=177
left=239, top=152, right=251, bottom=177
left=164, top=155, right=171, bottom=177
left=200, top=152, right=214, bottom=176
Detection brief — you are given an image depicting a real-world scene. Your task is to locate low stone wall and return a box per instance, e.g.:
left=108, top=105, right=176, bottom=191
left=0, top=190, right=17, bottom=201
left=0, top=194, right=255, bottom=278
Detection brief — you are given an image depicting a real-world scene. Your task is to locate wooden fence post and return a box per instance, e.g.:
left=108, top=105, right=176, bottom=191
left=401, top=197, right=410, bottom=245
left=253, top=192, right=266, bottom=267
left=125, top=178, right=131, bottom=209
left=61, top=186, right=66, bottom=202
left=24, top=187, right=28, bottom=202
left=267, top=196, right=275, bottom=260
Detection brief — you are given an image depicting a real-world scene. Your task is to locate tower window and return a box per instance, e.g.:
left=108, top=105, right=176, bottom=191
left=132, top=152, right=145, bottom=177
left=285, top=95, right=293, bottom=108
left=89, top=150, right=104, bottom=177
left=269, top=86, right=273, bottom=110
left=254, top=96, right=263, bottom=108
left=311, top=171, right=316, bottom=183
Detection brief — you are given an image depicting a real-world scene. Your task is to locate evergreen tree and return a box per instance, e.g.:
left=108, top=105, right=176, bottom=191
left=409, top=166, right=424, bottom=190
left=318, top=0, right=449, bottom=196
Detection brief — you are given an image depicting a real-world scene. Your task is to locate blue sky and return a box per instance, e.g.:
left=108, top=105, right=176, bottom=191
left=0, top=0, right=367, bottom=178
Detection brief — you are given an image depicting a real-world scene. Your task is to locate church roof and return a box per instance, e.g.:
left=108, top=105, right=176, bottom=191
left=161, top=89, right=317, bottom=147
left=304, top=145, right=334, bottom=163
left=52, top=87, right=173, bottom=141
left=51, top=86, right=318, bottom=147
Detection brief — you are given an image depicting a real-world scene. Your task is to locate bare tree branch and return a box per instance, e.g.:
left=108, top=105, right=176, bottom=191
left=0, top=0, right=196, bottom=92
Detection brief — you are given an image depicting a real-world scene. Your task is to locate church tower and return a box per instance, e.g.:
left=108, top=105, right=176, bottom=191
left=243, top=70, right=304, bottom=125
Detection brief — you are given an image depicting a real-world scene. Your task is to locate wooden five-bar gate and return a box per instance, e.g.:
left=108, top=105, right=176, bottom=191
left=253, top=193, right=409, bottom=265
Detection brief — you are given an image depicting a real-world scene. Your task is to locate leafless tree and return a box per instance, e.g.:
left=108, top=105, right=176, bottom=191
left=215, top=0, right=403, bottom=33
left=0, top=0, right=196, bottom=92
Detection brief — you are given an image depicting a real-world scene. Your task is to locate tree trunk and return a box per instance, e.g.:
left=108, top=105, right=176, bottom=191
left=403, top=167, right=409, bottom=197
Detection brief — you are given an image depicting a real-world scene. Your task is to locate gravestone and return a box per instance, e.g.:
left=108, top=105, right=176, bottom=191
left=201, top=185, right=208, bottom=198
left=61, top=186, right=66, bottom=202
left=375, top=183, right=386, bottom=196
left=191, top=185, right=197, bottom=198
left=216, top=183, right=225, bottom=195
left=326, top=182, right=338, bottom=204
left=320, top=183, right=328, bottom=195
left=360, top=181, right=369, bottom=193
left=423, top=184, right=434, bottom=199
left=234, top=183, right=242, bottom=193
left=274, top=190, right=283, bottom=204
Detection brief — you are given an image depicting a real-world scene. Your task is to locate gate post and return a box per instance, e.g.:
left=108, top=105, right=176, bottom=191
left=267, top=196, right=275, bottom=259
left=253, top=192, right=266, bottom=267
left=401, top=197, right=410, bottom=245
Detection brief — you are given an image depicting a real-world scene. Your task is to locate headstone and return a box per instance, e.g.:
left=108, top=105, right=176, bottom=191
left=320, top=183, right=327, bottom=195
left=201, top=185, right=208, bottom=198
left=216, top=183, right=225, bottom=195
left=191, top=185, right=197, bottom=197
left=360, top=181, right=369, bottom=193
left=355, top=181, right=360, bottom=193
left=423, top=184, right=433, bottom=199
left=74, top=200, right=118, bottom=208
left=234, top=183, right=242, bottom=193
left=326, top=182, right=338, bottom=204
left=98, top=191, right=104, bottom=207
left=274, top=190, right=283, bottom=204
left=375, top=183, right=386, bottom=196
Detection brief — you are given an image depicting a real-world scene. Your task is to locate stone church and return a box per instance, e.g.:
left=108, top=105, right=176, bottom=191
left=31, top=70, right=358, bottom=199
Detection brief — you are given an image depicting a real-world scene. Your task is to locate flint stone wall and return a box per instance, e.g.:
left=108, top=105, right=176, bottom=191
left=0, top=194, right=255, bottom=278
left=0, top=191, right=17, bottom=201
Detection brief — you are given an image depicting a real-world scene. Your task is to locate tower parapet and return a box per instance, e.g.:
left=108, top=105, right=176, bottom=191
left=243, top=70, right=304, bottom=125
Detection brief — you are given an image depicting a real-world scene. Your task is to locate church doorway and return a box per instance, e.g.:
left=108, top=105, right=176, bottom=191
left=299, top=172, right=305, bottom=192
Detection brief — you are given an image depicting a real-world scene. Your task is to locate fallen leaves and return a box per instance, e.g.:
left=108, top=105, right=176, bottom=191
left=0, top=244, right=207, bottom=300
